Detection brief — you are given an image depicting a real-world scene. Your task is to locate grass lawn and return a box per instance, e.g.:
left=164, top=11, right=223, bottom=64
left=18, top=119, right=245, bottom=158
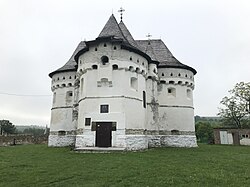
left=0, top=144, right=250, bottom=187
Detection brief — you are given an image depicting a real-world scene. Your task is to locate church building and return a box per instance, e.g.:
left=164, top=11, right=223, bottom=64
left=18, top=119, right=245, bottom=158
left=48, top=13, right=197, bottom=150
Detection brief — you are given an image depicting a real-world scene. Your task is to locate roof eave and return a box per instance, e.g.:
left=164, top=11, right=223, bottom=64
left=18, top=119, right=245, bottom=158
left=158, top=64, right=197, bottom=75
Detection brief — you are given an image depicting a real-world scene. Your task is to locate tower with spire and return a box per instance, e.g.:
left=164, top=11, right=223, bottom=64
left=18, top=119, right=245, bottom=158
left=48, top=13, right=197, bottom=150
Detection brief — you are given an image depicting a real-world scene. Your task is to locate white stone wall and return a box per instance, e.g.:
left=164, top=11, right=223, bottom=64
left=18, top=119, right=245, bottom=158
left=148, top=135, right=197, bottom=148
left=48, top=135, right=75, bottom=147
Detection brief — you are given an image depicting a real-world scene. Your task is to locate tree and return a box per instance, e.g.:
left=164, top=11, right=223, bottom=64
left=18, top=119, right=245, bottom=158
left=195, top=122, right=214, bottom=143
left=0, top=120, right=16, bottom=135
left=218, top=82, right=250, bottom=128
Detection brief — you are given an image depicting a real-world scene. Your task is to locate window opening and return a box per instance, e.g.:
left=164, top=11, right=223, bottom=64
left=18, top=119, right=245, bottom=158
left=85, top=118, right=91, bottom=126
left=100, top=105, right=109, bottom=113
left=112, top=64, right=118, bottom=70
left=101, top=56, right=109, bottom=65
left=143, top=91, right=146, bottom=108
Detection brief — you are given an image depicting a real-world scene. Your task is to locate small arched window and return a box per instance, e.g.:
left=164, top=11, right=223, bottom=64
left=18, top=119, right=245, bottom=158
left=112, top=64, right=118, bottom=70
left=104, top=43, right=107, bottom=47
left=153, top=69, right=157, bottom=74
left=129, top=66, right=134, bottom=71
left=170, top=73, right=173, bottom=76
left=136, top=67, right=140, bottom=73
left=168, top=88, right=176, bottom=97
left=162, top=73, right=164, bottom=77
left=95, top=47, right=98, bottom=51
left=62, top=84, right=66, bottom=87
left=169, top=81, right=174, bottom=84
left=137, top=59, right=139, bottom=63
left=101, top=56, right=109, bottom=65
left=68, top=83, right=72, bottom=87
left=178, top=81, right=182, bottom=85
left=92, top=65, right=98, bottom=69
left=178, top=73, right=181, bottom=77
left=113, top=46, right=117, bottom=50
left=63, top=77, right=65, bottom=80
left=129, top=57, right=133, bottom=61
left=69, top=76, right=72, bottom=79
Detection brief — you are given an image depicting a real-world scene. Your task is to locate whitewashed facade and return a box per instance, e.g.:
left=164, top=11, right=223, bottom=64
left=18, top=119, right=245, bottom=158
left=48, top=14, right=197, bottom=150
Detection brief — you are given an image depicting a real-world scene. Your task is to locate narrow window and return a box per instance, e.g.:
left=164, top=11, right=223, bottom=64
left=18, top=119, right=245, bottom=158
left=178, top=73, right=181, bottom=77
left=137, top=59, right=139, bottom=63
left=95, top=47, right=98, bottom=51
left=162, top=73, right=164, bottom=77
left=63, top=77, right=65, bottom=80
left=178, top=81, right=182, bottom=85
left=185, top=74, right=188, bottom=78
left=101, top=56, right=109, bottom=65
left=187, top=89, right=192, bottom=99
left=53, top=92, right=56, bottom=104
left=153, top=69, right=157, bottom=74
left=62, top=84, right=66, bottom=87
left=79, top=60, right=82, bottom=65
left=169, top=81, right=174, bottom=84
left=81, top=78, right=84, bottom=93
left=170, top=73, right=173, bottom=76
left=130, top=57, right=133, bottom=61
left=104, top=43, right=107, bottom=47
left=69, top=76, right=72, bottom=79
left=57, top=77, right=60, bottom=80
left=112, top=64, right=118, bottom=70
left=92, top=65, right=98, bottom=69
left=100, top=105, right=109, bottom=113
left=143, top=91, right=146, bottom=108
left=130, top=77, right=138, bottom=91
left=114, top=46, right=117, bottom=50
left=85, top=118, right=91, bottom=126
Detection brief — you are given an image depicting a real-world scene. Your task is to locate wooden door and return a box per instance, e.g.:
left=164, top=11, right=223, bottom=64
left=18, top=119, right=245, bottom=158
left=96, top=122, right=112, bottom=147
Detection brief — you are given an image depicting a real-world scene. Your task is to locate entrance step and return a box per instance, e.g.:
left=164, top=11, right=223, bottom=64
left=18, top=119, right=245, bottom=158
left=74, top=147, right=126, bottom=153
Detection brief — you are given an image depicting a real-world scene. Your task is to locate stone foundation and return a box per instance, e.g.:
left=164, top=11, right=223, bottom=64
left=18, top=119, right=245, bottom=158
left=125, top=135, right=148, bottom=150
left=48, top=135, right=76, bottom=147
left=148, top=135, right=198, bottom=148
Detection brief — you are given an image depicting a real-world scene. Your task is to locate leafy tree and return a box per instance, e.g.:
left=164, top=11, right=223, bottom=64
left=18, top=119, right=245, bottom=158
left=0, top=120, right=16, bottom=135
left=195, top=122, right=214, bottom=143
left=23, top=128, right=45, bottom=136
left=218, top=82, right=250, bottom=128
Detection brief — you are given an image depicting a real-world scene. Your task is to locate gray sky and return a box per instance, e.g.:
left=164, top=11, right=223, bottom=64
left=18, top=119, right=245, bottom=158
left=0, top=0, right=249, bottom=126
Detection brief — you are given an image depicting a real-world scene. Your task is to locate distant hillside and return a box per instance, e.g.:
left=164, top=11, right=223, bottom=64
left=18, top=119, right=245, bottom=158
left=195, top=116, right=222, bottom=123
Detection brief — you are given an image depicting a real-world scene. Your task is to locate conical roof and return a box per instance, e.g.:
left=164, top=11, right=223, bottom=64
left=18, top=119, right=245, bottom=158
left=49, top=41, right=86, bottom=77
left=118, top=21, right=139, bottom=48
left=98, top=14, right=125, bottom=40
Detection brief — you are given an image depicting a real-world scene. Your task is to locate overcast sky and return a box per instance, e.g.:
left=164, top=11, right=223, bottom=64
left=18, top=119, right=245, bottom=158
left=0, top=0, right=249, bottom=126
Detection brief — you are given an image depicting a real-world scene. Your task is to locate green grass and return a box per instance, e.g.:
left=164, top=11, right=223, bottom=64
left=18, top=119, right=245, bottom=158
left=0, top=144, right=250, bottom=187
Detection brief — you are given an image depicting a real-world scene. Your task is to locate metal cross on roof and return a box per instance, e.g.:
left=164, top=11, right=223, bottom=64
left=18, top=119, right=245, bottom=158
left=146, top=33, right=152, bottom=40
left=118, top=7, right=125, bottom=21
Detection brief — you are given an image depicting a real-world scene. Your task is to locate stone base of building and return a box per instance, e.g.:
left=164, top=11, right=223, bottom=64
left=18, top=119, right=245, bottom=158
left=148, top=135, right=198, bottom=148
left=48, top=135, right=76, bottom=147
left=48, top=134, right=197, bottom=149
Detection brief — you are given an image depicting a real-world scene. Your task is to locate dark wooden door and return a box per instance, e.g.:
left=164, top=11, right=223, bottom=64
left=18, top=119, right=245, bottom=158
left=96, top=122, right=112, bottom=147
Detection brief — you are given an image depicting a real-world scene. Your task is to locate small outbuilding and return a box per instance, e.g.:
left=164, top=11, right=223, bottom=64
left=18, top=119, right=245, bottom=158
left=214, top=128, right=250, bottom=146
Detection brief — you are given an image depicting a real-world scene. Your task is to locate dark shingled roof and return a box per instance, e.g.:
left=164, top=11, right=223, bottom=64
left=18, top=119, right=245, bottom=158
left=136, top=40, right=197, bottom=74
left=118, top=21, right=139, bottom=48
left=49, top=15, right=196, bottom=77
left=49, top=41, right=86, bottom=77
left=98, top=14, right=125, bottom=40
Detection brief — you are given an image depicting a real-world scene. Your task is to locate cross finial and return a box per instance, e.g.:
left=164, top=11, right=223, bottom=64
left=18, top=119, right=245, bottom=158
left=146, top=33, right=152, bottom=40
left=118, top=7, right=125, bottom=21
